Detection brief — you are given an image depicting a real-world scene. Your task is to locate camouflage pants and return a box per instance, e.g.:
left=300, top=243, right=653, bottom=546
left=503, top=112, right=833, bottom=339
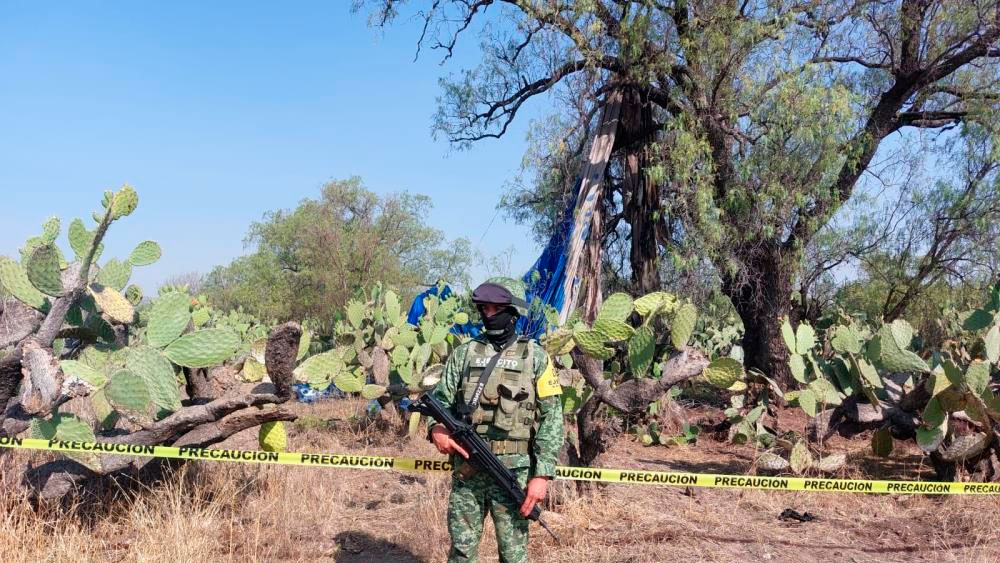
left=447, top=467, right=530, bottom=563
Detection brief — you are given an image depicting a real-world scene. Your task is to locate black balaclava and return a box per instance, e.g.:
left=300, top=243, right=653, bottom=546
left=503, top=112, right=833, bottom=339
left=480, top=306, right=518, bottom=349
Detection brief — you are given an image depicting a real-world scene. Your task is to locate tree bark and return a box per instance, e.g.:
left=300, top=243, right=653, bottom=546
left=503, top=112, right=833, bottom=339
left=618, top=87, right=661, bottom=295
left=722, top=247, right=795, bottom=388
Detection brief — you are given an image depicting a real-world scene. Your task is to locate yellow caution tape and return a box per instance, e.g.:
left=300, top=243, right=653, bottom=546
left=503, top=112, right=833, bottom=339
left=2, top=436, right=998, bottom=495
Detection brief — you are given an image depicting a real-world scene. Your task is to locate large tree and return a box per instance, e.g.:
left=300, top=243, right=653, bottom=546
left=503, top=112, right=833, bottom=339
left=363, top=0, right=1000, bottom=385
left=202, top=177, right=472, bottom=337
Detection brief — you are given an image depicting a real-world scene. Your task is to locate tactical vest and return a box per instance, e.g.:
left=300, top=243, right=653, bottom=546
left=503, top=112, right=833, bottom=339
left=458, top=338, right=538, bottom=447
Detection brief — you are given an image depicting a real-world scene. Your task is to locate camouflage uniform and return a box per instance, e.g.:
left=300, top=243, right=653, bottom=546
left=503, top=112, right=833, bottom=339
left=431, top=335, right=564, bottom=563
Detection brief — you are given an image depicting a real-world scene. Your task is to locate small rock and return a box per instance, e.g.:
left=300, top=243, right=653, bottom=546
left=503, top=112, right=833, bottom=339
left=390, top=492, right=407, bottom=504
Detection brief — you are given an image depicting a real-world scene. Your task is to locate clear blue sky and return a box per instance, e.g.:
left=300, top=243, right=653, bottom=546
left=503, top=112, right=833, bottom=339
left=0, top=1, right=548, bottom=293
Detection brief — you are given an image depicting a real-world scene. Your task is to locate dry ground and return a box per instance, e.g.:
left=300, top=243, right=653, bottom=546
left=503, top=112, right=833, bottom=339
left=2, top=399, right=999, bottom=563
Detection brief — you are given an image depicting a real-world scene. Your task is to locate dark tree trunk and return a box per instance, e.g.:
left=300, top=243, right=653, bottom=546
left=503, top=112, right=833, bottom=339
left=618, top=88, right=661, bottom=295
left=722, top=247, right=795, bottom=389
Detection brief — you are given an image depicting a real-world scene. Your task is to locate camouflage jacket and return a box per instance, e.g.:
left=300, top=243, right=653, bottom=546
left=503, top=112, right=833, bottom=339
left=430, top=336, right=564, bottom=478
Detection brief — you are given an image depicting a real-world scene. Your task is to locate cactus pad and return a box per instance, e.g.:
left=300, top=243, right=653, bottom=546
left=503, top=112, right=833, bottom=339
left=940, top=433, right=990, bottom=462
left=541, top=328, right=574, bottom=356
left=789, top=440, right=813, bottom=473
left=965, top=360, right=990, bottom=395
left=258, top=421, right=287, bottom=452
left=26, top=244, right=64, bottom=297
left=95, top=259, right=133, bottom=291
left=297, top=330, right=312, bottom=361
left=627, top=326, right=655, bottom=376
left=59, top=359, right=108, bottom=389
left=780, top=318, right=796, bottom=353
left=361, top=384, right=387, bottom=399
left=756, top=452, right=790, bottom=471
left=916, top=419, right=948, bottom=452
left=334, top=372, right=364, bottom=393
left=124, top=284, right=143, bottom=305
left=814, top=453, right=846, bottom=473
left=128, top=240, right=162, bottom=266
left=670, top=302, right=697, bottom=349
left=241, top=357, right=268, bottom=382
left=797, top=388, right=817, bottom=416
left=347, top=300, right=365, bottom=329
left=877, top=325, right=927, bottom=373
left=795, top=323, right=816, bottom=355
left=871, top=428, right=893, bottom=457
left=703, top=357, right=744, bottom=389
left=32, top=412, right=100, bottom=470
left=596, top=292, right=634, bottom=323
left=126, top=346, right=182, bottom=415
left=163, top=328, right=240, bottom=368
left=830, top=325, right=862, bottom=354
left=41, top=216, right=60, bottom=243
left=147, top=291, right=192, bottom=348
left=293, top=350, right=346, bottom=383
left=593, top=318, right=635, bottom=342
left=0, top=256, right=49, bottom=310
left=105, top=369, right=152, bottom=413
left=573, top=330, right=614, bottom=360
left=889, top=319, right=913, bottom=349
left=634, top=291, right=671, bottom=317
left=453, top=311, right=469, bottom=325
left=384, top=290, right=401, bottom=325
left=110, top=185, right=139, bottom=219
left=88, top=283, right=135, bottom=323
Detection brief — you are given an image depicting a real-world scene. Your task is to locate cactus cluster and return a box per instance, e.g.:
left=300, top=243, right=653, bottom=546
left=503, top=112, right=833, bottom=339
left=771, top=291, right=1000, bottom=467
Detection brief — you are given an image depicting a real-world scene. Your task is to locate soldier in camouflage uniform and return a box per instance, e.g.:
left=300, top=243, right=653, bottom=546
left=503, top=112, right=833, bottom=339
left=429, top=278, right=564, bottom=563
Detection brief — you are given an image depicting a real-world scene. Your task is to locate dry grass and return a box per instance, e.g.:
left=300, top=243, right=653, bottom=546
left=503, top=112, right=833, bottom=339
left=3, top=399, right=1000, bottom=562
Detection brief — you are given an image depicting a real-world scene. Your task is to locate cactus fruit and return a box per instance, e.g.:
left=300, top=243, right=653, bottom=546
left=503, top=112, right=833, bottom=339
left=128, top=240, right=162, bottom=266
left=670, top=302, right=697, bottom=349
left=258, top=421, right=287, bottom=452
left=26, top=244, right=63, bottom=296
left=147, top=291, right=192, bottom=348
left=163, top=328, right=240, bottom=368
left=88, top=283, right=135, bottom=324
left=703, top=357, right=744, bottom=389
left=105, top=369, right=152, bottom=413
left=0, top=256, right=49, bottom=310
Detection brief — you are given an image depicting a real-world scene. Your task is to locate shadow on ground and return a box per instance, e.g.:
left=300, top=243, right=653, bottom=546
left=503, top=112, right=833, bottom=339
left=333, top=531, right=425, bottom=563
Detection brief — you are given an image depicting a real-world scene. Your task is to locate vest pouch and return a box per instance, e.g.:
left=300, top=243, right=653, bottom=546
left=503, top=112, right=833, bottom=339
left=493, top=382, right=527, bottom=431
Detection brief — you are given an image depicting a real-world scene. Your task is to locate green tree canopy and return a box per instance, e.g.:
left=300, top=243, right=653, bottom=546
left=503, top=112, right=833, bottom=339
left=202, top=177, right=472, bottom=337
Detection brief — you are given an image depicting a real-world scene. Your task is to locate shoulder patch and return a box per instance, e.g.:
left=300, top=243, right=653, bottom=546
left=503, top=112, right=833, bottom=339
left=536, top=360, right=561, bottom=398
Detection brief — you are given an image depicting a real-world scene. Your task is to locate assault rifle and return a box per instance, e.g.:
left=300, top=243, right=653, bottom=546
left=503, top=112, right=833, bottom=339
left=406, top=393, right=559, bottom=542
